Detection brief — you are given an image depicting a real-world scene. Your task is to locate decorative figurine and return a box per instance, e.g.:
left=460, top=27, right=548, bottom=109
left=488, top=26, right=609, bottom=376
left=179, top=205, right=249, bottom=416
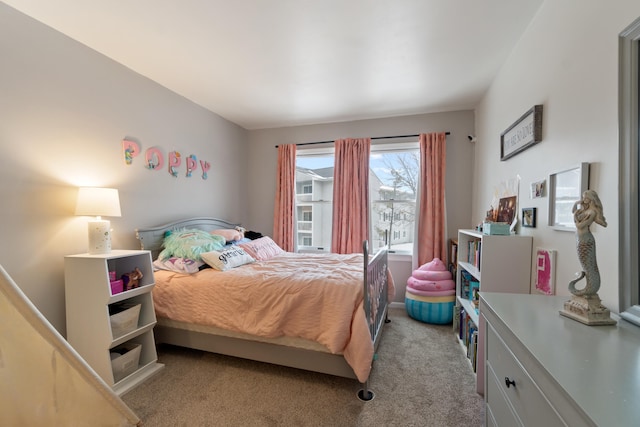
left=559, top=190, right=616, bottom=325
left=121, top=268, right=143, bottom=291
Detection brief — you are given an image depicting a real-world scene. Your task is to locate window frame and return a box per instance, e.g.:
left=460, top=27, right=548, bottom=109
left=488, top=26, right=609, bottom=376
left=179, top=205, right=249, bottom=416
left=619, top=17, right=640, bottom=325
left=295, top=141, right=420, bottom=255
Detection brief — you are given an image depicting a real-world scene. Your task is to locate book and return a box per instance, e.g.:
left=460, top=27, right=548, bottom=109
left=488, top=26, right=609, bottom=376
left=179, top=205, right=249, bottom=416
left=469, top=281, right=480, bottom=302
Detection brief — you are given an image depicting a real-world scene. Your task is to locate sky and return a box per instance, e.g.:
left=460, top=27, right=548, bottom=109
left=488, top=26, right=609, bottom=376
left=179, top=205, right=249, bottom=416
left=297, top=151, right=418, bottom=189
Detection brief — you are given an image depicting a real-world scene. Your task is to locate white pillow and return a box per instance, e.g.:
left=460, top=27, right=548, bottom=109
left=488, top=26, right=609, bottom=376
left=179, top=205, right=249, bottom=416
left=153, top=257, right=203, bottom=274
left=201, top=247, right=256, bottom=271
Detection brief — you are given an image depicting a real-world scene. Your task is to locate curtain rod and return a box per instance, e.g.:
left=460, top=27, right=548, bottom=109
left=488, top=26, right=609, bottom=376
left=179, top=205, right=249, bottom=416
left=275, top=132, right=450, bottom=148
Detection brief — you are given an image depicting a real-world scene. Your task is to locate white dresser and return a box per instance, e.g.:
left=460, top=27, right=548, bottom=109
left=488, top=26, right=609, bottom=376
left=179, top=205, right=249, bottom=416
left=480, top=292, right=640, bottom=426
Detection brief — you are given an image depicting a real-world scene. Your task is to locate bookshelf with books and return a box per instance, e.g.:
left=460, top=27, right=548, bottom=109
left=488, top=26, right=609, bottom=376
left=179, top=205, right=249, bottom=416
left=454, top=229, right=532, bottom=394
left=448, top=238, right=458, bottom=278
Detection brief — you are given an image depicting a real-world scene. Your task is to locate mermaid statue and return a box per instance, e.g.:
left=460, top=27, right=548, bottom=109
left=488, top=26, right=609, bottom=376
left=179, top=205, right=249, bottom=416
left=568, top=189, right=607, bottom=296
left=559, top=189, right=616, bottom=325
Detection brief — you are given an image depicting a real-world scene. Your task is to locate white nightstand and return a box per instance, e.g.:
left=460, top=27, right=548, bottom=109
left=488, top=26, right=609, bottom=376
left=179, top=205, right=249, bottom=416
left=64, top=250, right=164, bottom=395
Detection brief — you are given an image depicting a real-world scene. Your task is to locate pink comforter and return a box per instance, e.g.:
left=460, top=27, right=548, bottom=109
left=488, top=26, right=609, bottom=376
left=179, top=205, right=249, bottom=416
left=152, top=252, right=395, bottom=382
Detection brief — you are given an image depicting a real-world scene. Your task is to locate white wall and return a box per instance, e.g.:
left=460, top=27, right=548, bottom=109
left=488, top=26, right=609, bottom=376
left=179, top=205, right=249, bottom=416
left=246, top=111, right=476, bottom=244
left=474, top=0, right=640, bottom=312
left=0, top=4, right=249, bottom=334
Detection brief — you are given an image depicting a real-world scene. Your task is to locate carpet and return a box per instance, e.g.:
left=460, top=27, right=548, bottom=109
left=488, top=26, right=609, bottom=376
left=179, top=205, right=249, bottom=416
left=122, top=306, right=484, bottom=426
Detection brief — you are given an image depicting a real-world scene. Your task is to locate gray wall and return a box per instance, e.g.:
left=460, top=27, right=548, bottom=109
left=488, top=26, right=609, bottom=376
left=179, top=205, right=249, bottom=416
left=474, top=0, right=640, bottom=312
left=246, top=111, right=476, bottom=245
left=0, top=4, right=249, bottom=334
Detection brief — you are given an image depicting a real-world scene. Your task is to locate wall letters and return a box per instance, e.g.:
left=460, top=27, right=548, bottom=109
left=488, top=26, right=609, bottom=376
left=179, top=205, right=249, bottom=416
left=122, top=139, right=211, bottom=180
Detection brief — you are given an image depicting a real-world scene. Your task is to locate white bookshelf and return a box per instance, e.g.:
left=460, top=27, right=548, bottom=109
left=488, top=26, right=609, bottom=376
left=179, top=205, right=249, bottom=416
left=64, top=250, right=164, bottom=395
left=455, top=229, right=532, bottom=394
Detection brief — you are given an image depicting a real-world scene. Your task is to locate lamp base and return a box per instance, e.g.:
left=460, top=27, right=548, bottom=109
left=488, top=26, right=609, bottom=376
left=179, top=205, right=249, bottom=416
left=87, top=219, right=112, bottom=254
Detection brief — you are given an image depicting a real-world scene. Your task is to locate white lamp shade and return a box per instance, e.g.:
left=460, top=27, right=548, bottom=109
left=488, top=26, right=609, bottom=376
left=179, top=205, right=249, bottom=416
left=75, top=187, right=121, bottom=217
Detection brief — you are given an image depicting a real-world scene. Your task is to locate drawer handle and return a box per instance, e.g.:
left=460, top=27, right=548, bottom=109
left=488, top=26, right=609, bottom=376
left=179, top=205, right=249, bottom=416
left=505, top=377, right=516, bottom=388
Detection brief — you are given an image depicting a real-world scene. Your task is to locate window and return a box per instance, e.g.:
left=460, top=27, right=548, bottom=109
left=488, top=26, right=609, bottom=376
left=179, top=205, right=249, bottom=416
left=295, top=142, right=419, bottom=254
left=295, top=154, right=334, bottom=250
left=619, top=17, right=640, bottom=325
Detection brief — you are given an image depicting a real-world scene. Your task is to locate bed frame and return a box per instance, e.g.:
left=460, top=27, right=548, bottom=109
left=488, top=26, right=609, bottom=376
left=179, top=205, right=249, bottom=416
left=135, top=217, right=389, bottom=400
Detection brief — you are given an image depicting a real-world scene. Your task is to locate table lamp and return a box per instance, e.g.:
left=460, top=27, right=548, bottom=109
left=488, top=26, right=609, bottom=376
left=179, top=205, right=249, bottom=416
left=75, top=187, right=122, bottom=254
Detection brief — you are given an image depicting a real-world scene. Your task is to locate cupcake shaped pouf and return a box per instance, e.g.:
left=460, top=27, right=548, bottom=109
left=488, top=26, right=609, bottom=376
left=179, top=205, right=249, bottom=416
left=405, top=258, right=455, bottom=324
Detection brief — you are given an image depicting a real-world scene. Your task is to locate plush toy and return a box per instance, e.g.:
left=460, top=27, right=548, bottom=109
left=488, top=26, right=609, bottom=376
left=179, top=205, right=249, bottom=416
left=122, top=267, right=143, bottom=291
left=210, top=226, right=247, bottom=243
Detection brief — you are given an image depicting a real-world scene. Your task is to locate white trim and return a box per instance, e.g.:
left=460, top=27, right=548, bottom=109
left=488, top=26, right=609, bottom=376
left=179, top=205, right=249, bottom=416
left=389, top=301, right=405, bottom=309
left=619, top=17, right=640, bottom=319
left=388, top=252, right=412, bottom=262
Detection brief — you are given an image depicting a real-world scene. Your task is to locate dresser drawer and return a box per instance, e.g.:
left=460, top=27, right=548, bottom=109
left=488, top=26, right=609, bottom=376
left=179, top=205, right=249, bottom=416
left=486, top=363, right=522, bottom=427
left=486, top=323, right=565, bottom=426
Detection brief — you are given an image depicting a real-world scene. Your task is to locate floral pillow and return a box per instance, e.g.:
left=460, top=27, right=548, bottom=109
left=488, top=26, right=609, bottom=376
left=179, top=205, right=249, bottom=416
left=201, top=247, right=256, bottom=271
left=238, top=236, right=285, bottom=261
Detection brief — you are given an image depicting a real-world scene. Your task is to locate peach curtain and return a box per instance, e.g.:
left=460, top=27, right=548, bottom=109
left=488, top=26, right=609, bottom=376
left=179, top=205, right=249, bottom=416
left=417, top=132, right=447, bottom=266
left=273, top=144, right=296, bottom=252
left=331, top=138, right=371, bottom=254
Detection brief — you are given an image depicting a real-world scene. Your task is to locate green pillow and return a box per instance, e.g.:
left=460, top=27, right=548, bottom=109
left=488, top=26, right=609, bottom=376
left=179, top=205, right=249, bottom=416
left=158, top=228, right=226, bottom=261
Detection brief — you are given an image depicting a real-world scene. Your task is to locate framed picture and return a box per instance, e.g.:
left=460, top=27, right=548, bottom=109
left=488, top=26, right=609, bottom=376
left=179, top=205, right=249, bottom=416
left=496, top=196, right=517, bottom=223
left=535, top=248, right=556, bottom=295
left=522, top=207, right=536, bottom=227
left=548, top=163, right=590, bottom=231
left=530, top=179, right=546, bottom=198
left=500, top=105, right=543, bottom=161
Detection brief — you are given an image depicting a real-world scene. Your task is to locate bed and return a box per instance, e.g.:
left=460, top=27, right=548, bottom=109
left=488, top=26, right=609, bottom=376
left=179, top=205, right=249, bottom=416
left=135, top=217, right=393, bottom=399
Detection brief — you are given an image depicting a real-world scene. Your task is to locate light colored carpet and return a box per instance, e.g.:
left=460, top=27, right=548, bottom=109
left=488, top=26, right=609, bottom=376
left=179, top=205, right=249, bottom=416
left=122, top=306, right=484, bottom=426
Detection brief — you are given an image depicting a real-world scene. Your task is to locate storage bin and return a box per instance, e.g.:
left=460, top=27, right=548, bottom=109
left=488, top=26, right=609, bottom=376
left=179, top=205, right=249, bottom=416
left=405, top=291, right=455, bottom=324
left=482, top=222, right=510, bottom=235
left=110, top=279, right=123, bottom=295
left=109, top=304, right=141, bottom=339
left=110, top=343, right=141, bottom=383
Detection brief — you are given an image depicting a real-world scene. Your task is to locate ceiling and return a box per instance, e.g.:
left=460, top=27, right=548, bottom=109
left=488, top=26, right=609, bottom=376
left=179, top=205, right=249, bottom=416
left=3, top=0, right=543, bottom=130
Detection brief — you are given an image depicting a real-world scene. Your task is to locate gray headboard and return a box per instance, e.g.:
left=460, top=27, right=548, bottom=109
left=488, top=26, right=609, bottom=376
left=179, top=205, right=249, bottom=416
left=135, top=217, right=240, bottom=256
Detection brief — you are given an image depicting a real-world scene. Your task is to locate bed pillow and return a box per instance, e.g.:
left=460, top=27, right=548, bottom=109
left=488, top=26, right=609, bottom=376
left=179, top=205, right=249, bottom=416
left=153, top=257, right=204, bottom=274
left=238, top=236, right=285, bottom=261
left=201, top=247, right=256, bottom=271
left=158, top=228, right=226, bottom=261
left=210, top=228, right=244, bottom=243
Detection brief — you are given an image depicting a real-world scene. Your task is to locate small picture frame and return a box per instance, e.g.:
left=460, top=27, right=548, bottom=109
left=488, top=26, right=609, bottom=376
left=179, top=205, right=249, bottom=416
left=522, top=207, right=536, bottom=228
left=530, top=179, right=546, bottom=198
left=496, top=196, right=517, bottom=223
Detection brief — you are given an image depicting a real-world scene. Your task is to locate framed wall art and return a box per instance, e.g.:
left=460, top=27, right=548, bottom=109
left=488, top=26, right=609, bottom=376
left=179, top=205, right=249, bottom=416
left=522, top=207, right=536, bottom=227
left=548, top=163, right=590, bottom=231
left=535, top=248, right=556, bottom=295
left=496, top=196, right=517, bottom=224
left=500, top=105, right=543, bottom=161
left=530, top=179, right=546, bottom=198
